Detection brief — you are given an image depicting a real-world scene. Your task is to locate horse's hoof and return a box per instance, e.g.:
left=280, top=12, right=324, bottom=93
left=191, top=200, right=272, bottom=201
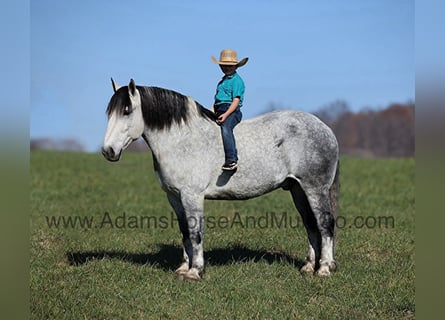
left=315, top=262, right=338, bottom=276
left=300, top=262, right=315, bottom=275
left=316, top=267, right=331, bottom=276
left=314, top=260, right=337, bottom=276
left=329, top=261, right=338, bottom=272
left=178, top=268, right=201, bottom=281
left=176, top=273, right=185, bottom=281
left=175, top=263, right=189, bottom=275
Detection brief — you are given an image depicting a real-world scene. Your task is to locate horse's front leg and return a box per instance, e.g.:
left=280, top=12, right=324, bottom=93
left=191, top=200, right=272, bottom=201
left=181, top=193, right=205, bottom=280
left=166, top=193, right=190, bottom=275
left=169, top=192, right=205, bottom=280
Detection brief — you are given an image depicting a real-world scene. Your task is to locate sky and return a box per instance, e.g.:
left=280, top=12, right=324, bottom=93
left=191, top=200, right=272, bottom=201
left=30, top=0, right=414, bottom=152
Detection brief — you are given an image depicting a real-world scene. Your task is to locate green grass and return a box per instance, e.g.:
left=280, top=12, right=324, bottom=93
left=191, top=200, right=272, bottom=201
left=30, top=151, right=415, bottom=319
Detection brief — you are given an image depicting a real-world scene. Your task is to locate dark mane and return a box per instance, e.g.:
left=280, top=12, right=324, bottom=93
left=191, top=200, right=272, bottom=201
left=106, top=87, right=131, bottom=117
left=106, top=86, right=217, bottom=130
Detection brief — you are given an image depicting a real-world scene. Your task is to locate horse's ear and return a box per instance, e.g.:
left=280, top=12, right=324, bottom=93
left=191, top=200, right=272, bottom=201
left=111, top=78, right=120, bottom=92
left=128, top=79, right=136, bottom=96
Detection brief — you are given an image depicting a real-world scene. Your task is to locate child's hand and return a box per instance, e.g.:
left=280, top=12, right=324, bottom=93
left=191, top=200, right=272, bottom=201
left=217, top=113, right=229, bottom=124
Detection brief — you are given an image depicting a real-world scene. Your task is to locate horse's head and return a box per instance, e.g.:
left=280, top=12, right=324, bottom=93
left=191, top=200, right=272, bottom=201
left=102, top=78, right=144, bottom=161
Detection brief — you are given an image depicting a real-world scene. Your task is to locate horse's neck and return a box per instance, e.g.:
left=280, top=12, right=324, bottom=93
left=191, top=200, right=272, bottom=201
left=142, top=116, right=218, bottom=160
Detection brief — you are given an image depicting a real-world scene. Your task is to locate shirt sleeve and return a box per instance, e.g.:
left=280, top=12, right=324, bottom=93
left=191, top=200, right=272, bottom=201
left=231, top=77, right=245, bottom=99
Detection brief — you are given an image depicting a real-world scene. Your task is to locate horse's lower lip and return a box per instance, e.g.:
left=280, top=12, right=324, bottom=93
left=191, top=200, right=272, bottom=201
left=106, top=155, right=120, bottom=162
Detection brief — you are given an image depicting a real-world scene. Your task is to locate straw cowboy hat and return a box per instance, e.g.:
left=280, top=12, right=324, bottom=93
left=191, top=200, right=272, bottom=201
left=211, top=49, right=248, bottom=67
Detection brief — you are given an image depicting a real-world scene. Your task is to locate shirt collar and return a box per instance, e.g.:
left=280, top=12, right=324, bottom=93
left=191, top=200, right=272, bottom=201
left=223, top=71, right=237, bottom=80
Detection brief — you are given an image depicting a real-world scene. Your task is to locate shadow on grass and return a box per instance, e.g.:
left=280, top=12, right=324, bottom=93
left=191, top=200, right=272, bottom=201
left=66, top=244, right=305, bottom=271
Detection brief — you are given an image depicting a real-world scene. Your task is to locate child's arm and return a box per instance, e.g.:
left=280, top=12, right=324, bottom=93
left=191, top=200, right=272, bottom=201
left=217, top=98, right=240, bottom=123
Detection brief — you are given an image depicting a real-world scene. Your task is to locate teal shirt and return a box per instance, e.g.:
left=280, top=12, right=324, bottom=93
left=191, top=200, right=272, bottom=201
left=214, top=72, right=245, bottom=107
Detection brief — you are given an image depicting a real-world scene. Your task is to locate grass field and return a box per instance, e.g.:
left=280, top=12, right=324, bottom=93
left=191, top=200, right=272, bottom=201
left=30, top=151, right=414, bottom=319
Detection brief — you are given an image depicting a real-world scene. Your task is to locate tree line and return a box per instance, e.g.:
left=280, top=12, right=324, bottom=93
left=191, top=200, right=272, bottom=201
left=31, top=101, right=414, bottom=158
left=314, top=101, right=414, bottom=157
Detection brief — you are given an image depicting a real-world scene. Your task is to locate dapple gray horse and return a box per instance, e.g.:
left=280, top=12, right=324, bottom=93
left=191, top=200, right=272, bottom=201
left=102, top=79, right=339, bottom=280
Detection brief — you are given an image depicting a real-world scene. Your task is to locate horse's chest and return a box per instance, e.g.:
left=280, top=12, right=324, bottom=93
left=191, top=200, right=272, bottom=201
left=154, top=168, right=184, bottom=195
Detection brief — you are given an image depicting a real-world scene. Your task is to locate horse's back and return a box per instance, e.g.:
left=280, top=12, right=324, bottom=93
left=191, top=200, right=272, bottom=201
left=237, top=110, right=338, bottom=165
left=239, top=110, right=334, bottom=140
left=205, top=110, right=338, bottom=199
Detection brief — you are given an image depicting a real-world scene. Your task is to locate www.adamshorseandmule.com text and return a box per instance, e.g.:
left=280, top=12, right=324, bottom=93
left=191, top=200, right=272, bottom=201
left=44, top=211, right=395, bottom=230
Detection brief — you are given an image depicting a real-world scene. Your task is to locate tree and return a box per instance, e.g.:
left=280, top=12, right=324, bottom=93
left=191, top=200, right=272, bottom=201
left=314, top=100, right=351, bottom=126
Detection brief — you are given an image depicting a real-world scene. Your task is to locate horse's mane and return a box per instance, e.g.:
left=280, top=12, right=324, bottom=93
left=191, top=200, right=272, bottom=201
left=106, top=86, right=217, bottom=130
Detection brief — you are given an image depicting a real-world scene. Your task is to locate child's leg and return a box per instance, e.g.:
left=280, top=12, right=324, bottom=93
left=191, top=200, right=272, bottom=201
left=220, top=109, right=242, bottom=163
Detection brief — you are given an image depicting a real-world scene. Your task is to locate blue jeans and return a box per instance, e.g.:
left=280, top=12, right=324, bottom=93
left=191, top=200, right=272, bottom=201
left=214, top=104, right=242, bottom=163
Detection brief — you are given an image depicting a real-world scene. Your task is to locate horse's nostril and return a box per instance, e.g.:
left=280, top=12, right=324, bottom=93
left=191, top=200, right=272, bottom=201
left=102, top=146, right=115, bottom=159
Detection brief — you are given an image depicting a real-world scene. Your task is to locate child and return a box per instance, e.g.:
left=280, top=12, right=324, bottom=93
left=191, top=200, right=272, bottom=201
left=211, top=49, right=248, bottom=171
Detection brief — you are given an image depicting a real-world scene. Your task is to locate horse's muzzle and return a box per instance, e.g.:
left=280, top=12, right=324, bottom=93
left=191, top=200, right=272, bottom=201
left=101, top=146, right=121, bottom=162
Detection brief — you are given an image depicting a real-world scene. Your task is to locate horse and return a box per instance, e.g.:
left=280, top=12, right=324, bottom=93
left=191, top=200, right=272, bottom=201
left=102, top=78, right=339, bottom=280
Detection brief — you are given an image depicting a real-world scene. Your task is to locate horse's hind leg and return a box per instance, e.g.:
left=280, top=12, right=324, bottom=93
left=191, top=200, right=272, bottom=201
left=304, top=187, right=337, bottom=276
left=290, top=183, right=320, bottom=274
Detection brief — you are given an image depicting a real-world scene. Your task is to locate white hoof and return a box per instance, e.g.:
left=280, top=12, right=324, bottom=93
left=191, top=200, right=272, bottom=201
left=175, top=262, right=189, bottom=275
left=329, top=260, right=338, bottom=272
left=316, top=261, right=337, bottom=276
left=300, top=262, right=315, bottom=275
left=177, top=268, right=202, bottom=281
left=316, top=265, right=331, bottom=276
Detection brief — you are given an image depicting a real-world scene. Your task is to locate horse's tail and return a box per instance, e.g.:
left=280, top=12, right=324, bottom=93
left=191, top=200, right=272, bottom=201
left=329, top=159, right=340, bottom=258
left=329, top=159, right=340, bottom=222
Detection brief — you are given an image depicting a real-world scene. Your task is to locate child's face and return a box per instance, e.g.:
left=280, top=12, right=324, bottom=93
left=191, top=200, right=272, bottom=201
left=220, top=64, right=237, bottom=75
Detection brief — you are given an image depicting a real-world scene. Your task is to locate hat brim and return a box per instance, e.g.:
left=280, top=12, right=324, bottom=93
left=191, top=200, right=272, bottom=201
left=211, top=56, right=248, bottom=67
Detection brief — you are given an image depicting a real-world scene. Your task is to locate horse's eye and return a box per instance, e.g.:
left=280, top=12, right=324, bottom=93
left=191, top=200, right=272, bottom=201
left=123, top=106, right=131, bottom=116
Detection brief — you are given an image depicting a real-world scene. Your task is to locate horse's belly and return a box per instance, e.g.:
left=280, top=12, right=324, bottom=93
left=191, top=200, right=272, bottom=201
left=204, top=171, right=285, bottom=200
left=204, top=186, right=278, bottom=200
